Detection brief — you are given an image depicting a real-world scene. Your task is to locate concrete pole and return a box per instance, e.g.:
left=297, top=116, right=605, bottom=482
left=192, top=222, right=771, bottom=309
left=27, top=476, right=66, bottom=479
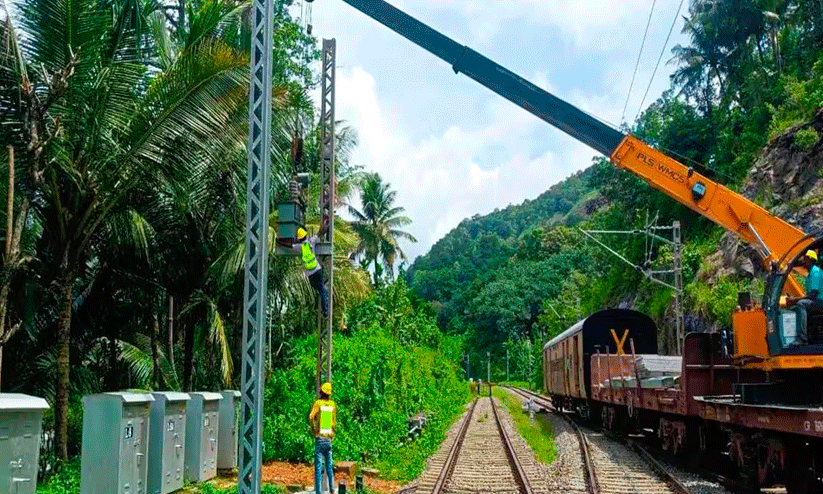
left=487, top=352, right=490, bottom=383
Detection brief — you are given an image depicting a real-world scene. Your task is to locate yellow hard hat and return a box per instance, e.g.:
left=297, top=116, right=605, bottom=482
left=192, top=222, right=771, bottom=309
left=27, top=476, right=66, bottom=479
left=321, top=382, right=332, bottom=395
left=807, top=250, right=818, bottom=261
left=297, top=227, right=307, bottom=240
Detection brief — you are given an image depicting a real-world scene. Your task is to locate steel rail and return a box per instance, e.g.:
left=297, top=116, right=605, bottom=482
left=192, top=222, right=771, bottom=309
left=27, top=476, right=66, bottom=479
left=490, top=396, right=534, bottom=494
left=630, top=441, right=693, bottom=494
left=431, top=398, right=478, bottom=494
left=560, top=408, right=600, bottom=494
left=501, top=386, right=599, bottom=493
left=505, top=386, right=706, bottom=494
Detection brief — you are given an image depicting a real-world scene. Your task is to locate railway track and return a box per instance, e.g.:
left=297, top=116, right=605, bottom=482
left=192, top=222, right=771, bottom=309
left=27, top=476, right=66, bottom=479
left=503, top=386, right=712, bottom=494
left=415, top=396, right=536, bottom=494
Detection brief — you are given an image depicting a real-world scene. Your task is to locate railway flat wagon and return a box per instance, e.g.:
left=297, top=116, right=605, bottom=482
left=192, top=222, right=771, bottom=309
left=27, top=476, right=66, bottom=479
left=543, top=309, right=658, bottom=415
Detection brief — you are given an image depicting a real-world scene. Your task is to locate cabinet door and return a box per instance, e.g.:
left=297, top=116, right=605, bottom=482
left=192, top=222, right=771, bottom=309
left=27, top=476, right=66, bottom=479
left=0, top=415, right=15, bottom=494
left=135, top=414, right=148, bottom=494
left=119, top=413, right=136, bottom=493
left=163, top=404, right=185, bottom=492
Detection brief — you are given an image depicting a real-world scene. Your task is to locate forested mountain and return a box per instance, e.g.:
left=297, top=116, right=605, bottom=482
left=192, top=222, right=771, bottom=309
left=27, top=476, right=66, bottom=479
left=408, top=0, right=823, bottom=383
left=408, top=168, right=596, bottom=306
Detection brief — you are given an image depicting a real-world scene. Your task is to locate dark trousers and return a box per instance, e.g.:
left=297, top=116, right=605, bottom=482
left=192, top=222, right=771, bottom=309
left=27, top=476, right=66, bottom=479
left=309, top=270, right=329, bottom=317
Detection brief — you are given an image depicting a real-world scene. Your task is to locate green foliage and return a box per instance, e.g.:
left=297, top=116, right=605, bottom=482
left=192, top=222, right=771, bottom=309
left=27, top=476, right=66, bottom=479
left=199, top=483, right=284, bottom=494
left=36, top=459, right=81, bottom=494
left=686, top=276, right=751, bottom=322
left=262, top=280, right=469, bottom=482
left=769, top=55, right=823, bottom=139
left=407, top=167, right=597, bottom=325
left=348, top=172, right=417, bottom=283
left=795, top=128, right=820, bottom=150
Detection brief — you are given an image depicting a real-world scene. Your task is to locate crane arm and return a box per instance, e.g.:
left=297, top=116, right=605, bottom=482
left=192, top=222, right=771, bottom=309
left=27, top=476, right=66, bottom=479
left=336, top=0, right=808, bottom=295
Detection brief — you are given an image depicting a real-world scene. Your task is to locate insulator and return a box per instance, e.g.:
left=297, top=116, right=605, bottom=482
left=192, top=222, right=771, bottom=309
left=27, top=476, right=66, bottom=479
left=289, top=180, right=300, bottom=202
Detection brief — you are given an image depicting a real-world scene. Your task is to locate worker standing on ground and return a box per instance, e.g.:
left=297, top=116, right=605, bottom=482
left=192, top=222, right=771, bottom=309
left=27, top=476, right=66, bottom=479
left=309, top=382, right=337, bottom=494
left=294, top=225, right=329, bottom=318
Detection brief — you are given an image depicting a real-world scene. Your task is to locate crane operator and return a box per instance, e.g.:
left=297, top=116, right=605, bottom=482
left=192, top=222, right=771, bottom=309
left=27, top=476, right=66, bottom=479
left=786, top=250, right=823, bottom=344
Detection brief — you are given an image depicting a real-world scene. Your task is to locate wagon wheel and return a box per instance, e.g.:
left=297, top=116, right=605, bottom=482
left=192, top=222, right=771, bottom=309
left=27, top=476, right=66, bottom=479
left=785, top=442, right=815, bottom=494
left=738, top=442, right=759, bottom=491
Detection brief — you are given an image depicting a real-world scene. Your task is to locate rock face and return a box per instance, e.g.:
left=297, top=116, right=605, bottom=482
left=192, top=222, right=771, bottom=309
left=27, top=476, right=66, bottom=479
left=699, top=110, right=823, bottom=284
left=743, top=108, right=823, bottom=232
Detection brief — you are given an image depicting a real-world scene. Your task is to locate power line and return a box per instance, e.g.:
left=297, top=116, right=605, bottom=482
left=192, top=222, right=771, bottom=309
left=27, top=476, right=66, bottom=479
left=634, top=0, right=687, bottom=123
left=622, top=0, right=658, bottom=124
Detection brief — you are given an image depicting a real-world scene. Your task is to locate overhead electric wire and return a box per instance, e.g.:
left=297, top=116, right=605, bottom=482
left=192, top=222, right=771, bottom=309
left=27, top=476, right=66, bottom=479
left=621, top=0, right=658, bottom=124
left=634, top=0, right=687, bottom=122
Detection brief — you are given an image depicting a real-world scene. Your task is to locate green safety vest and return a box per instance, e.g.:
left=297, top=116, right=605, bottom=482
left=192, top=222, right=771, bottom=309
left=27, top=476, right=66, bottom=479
left=319, top=403, right=335, bottom=437
left=302, top=241, right=318, bottom=270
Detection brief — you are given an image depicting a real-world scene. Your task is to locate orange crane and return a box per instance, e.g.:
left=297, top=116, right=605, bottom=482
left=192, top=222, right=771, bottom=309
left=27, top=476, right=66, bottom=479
left=325, top=0, right=823, bottom=371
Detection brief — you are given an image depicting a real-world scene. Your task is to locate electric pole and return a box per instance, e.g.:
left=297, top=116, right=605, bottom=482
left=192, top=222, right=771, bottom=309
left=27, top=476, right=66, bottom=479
left=487, top=352, right=490, bottom=383
left=506, top=349, right=509, bottom=382
left=580, top=218, right=685, bottom=355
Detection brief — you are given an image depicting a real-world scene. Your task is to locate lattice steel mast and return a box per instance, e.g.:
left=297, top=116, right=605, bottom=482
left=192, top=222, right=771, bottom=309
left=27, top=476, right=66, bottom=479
left=239, top=0, right=273, bottom=489
left=316, top=39, right=336, bottom=392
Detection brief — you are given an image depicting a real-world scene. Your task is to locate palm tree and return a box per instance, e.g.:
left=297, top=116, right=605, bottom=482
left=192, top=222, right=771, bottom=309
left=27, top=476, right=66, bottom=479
left=1, top=0, right=252, bottom=459
left=348, top=173, right=417, bottom=283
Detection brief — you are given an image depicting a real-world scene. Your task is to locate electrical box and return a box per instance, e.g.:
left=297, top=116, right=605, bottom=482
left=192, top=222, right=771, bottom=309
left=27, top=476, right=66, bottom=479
left=276, top=202, right=304, bottom=256
left=0, top=394, right=49, bottom=494
left=148, top=392, right=189, bottom=494
left=278, top=202, right=304, bottom=240
left=81, top=392, right=154, bottom=494
left=217, top=391, right=240, bottom=470
left=184, top=392, right=221, bottom=482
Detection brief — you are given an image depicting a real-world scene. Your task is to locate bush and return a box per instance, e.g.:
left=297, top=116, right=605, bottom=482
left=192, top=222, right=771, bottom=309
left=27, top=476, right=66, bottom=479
left=36, top=459, right=80, bottom=494
left=795, top=128, right=819, bottom=150
left=262, top=281, right=470, bottom=481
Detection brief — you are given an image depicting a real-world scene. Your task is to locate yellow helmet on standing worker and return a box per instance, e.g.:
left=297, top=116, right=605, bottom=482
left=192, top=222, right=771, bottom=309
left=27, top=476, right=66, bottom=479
left=297, top=227, right=308, bottom=240
left=321, top=382, right=332, bottom=396
left=807, top=250, right=818, bottom=262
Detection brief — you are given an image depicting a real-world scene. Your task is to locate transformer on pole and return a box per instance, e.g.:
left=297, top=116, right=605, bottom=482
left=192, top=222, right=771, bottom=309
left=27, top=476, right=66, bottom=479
left=239, top=0, right=273, bottom=490
left=316, top=39, right=336, bottom=392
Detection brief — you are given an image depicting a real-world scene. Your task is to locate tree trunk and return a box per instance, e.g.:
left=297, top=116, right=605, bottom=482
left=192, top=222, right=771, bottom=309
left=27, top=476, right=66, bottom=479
left=0, top=282, right=11, bottom=391
left=108, top=321, right=118, bottom=390
left=0, top=146, right=26, bottom=390
left=151, top=312, right=162, bottom=390
left=54, top=276, right=73, bottom=461
left=183, top=318, right=194, bottom=392
left=167, top=295, right=175, bottom=377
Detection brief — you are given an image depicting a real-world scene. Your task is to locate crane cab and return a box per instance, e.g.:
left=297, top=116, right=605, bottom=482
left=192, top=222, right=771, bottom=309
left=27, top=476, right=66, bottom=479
left=733, top=238, right=823, bottom=371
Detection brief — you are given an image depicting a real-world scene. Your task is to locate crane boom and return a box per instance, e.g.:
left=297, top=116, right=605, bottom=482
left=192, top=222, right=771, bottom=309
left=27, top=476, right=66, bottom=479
left=337, top=0, right=808, bottom=295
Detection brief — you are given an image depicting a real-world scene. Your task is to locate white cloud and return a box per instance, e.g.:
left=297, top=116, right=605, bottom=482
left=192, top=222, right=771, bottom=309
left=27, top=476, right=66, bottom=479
left=333, top=67, right=592, bottom=261
left=307, top=1, right=690, bottom=261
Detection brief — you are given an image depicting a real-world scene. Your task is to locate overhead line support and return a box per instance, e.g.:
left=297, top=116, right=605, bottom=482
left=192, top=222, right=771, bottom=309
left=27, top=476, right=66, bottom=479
left=240, top=0, right=273, bottom=489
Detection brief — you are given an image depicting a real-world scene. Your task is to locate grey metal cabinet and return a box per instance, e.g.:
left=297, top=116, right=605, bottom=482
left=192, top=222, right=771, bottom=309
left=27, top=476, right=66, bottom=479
left=184, top=392, right=221, bottom=482
left=0, top=394, right=49, bottom=494
left=148, top=392, right=189, bottom=494
left=217, top=391, right=240, bottom=470
left=81, top=392, right=154, bottom=494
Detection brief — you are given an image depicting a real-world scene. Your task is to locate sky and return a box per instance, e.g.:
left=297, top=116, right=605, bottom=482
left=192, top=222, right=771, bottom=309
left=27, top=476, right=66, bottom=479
left=307, top=0, right=691, bottom=262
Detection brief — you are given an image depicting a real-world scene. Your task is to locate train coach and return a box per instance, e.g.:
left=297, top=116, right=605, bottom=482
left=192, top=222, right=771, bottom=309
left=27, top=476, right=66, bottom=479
left=543, top=309, right=658, bottom=417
